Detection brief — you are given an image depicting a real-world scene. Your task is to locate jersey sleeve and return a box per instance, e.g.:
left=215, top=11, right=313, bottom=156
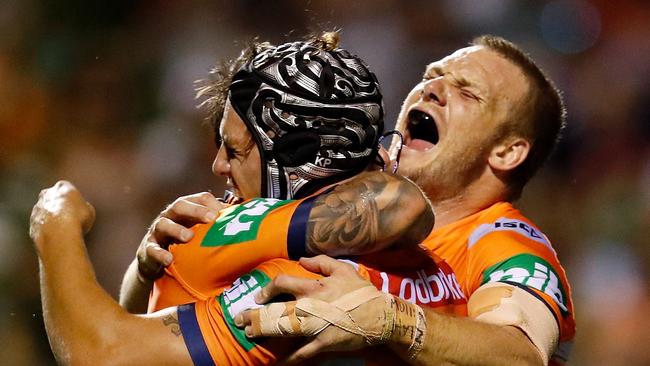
left=466, top=224, right=576, bottom=364
left=176, top=259, right=318, bottom=366
left=164, top=196, right=319, bottom=296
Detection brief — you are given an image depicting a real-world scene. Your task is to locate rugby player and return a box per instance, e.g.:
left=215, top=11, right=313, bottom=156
left=236, top=36, right=576, bottom=366
left=157, top=36, right=576, bottom=365
left=30, top=33, right=465, bottom=365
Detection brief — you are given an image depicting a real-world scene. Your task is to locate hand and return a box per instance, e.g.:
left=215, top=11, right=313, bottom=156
left=236, top=255, right=389, bottom=364
left=136, top=192, right=224, bottom=280
left=30, top=181, right=96, bottom=248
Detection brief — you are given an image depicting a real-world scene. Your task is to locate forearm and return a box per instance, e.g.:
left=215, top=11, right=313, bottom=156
left=37, top=227, right=130, bottom=364
left=389, top=308, right=543, bottom=366
left=306, top=171, right=433, bottom=256
left=31, top=182, right=192, bottom=365
left=119, top=259, right=153, bottom=313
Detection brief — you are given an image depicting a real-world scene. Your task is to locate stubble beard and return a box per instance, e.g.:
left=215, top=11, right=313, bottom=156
left=402, top=143, right=488, bottom=204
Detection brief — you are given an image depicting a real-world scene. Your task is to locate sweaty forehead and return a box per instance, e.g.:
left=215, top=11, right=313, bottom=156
left=426, top=46, right=483, bottom=72
left=426, top=45, right=528, bottom=104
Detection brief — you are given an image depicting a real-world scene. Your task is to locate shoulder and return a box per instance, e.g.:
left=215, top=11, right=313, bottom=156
left=466, top=203, right=553, bottom=253
left=466, top=205, right=574, bottom=315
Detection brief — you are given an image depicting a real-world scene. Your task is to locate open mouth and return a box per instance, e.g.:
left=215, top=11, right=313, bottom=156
left=406, top=109, right=439, bottom=151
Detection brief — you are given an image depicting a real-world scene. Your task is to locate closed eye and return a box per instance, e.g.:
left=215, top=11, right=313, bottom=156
left=225, top=146, right=237, bottom=159
left=461, top=89, right=477, bottom=99
left=459, top=88, right=482, bottom=103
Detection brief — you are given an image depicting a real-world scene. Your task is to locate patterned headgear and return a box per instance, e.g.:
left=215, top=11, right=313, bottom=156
left=229, top=40, right=384, bottom=199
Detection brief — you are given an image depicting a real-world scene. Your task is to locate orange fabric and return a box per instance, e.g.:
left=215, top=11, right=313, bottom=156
left=151, top=195, right=466, bottom=365
left=149, top=198, right=296, bottom=312
left=422, top=201, right=576, bottom=365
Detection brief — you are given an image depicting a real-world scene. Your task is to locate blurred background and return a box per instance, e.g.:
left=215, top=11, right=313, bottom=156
left=1, top=0, right=648, bottom=364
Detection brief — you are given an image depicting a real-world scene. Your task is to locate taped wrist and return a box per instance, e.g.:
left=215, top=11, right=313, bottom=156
left=248, top=287, right=426, bottom=359
left=388, top=296, right=427, bottom=360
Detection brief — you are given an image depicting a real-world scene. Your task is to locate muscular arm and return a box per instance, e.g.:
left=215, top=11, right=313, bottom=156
left=120, top=171, right=432, bottom=312
left=240, top=256, right=546, bottom=366
left=389, top=308, right=543, bottom=366
left=306, top=170, right=434, bottom=256
left=31, top=182, right=192, bottom=365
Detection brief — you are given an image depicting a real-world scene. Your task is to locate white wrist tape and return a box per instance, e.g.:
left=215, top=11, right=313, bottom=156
left=251, top=286, right=388, bottom=341
left=249, top=286, right=426, bottom=359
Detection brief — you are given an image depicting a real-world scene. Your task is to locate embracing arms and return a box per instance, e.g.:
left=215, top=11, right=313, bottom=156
left=237, top=256, right=546, bottom=366
left=305, top=170, right=433, bottom=256
left=119, top=170, right=433, bottom=312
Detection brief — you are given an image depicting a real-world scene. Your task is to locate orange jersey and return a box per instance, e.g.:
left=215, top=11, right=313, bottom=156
left=421, top=202, right=576, bottom=365
left=152, top=195, right=466, bottom=365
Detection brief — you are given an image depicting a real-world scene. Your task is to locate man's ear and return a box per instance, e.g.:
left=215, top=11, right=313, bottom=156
left=488, top=137, right=530, bottom=172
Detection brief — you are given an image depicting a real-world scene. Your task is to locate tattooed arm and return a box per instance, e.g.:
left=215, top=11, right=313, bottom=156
left=30, top=182, right=192, bottom=365
left=306, top=170, right=434, bottom=256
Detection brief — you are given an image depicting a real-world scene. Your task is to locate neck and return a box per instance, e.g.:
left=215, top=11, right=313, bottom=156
left=427, top=177, right=509, bottom=229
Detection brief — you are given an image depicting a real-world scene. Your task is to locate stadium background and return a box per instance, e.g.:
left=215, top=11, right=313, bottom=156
left=0, top=0, right=648, bottom=364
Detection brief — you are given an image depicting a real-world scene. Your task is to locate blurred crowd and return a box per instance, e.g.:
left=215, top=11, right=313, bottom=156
left=0, top=0, right=648, bottom=364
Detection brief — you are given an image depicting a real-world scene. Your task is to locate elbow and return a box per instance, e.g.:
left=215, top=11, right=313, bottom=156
left=410, top=200, right=434, bottom=243
left=402, top=182, right=435, bottom=244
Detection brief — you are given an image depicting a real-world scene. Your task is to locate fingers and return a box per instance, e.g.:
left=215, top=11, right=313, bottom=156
left=234, top=309, right=252, bottom=331
left=186, top=191, right=224, bottom=212
left=33, top=180, right=96, bottom=232
left=255, top=275, right=322, bottom=304
left=163, top=199, right=218, bottom=225
left=162, top=192, right=223, bottom=225
left=235, top=308, right=262, bottom=337
left=285, top=339, right=325, bottom=365
left=235, top=300, right=306, bottom=338
left=137, top=241, right=172, bottom=279
left=151, top=217, right=194, bottom=244
left=298, top=255, right=356, bottom=277
left=145, top=192, right=224, bottom=250
left=145, top=242, right=173, bottom=267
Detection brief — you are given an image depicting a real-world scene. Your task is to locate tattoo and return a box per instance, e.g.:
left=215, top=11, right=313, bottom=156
left=162, top=313, right=182, bottom=337
left=306, top=171, right=434, bottom=256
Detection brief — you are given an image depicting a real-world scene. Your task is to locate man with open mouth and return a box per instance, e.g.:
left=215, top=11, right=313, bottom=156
left=234, top=36, right=576, bottom=365
left=128, top=35, right=576, bottom=365
left=127, top=35, right=576, bottom=365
